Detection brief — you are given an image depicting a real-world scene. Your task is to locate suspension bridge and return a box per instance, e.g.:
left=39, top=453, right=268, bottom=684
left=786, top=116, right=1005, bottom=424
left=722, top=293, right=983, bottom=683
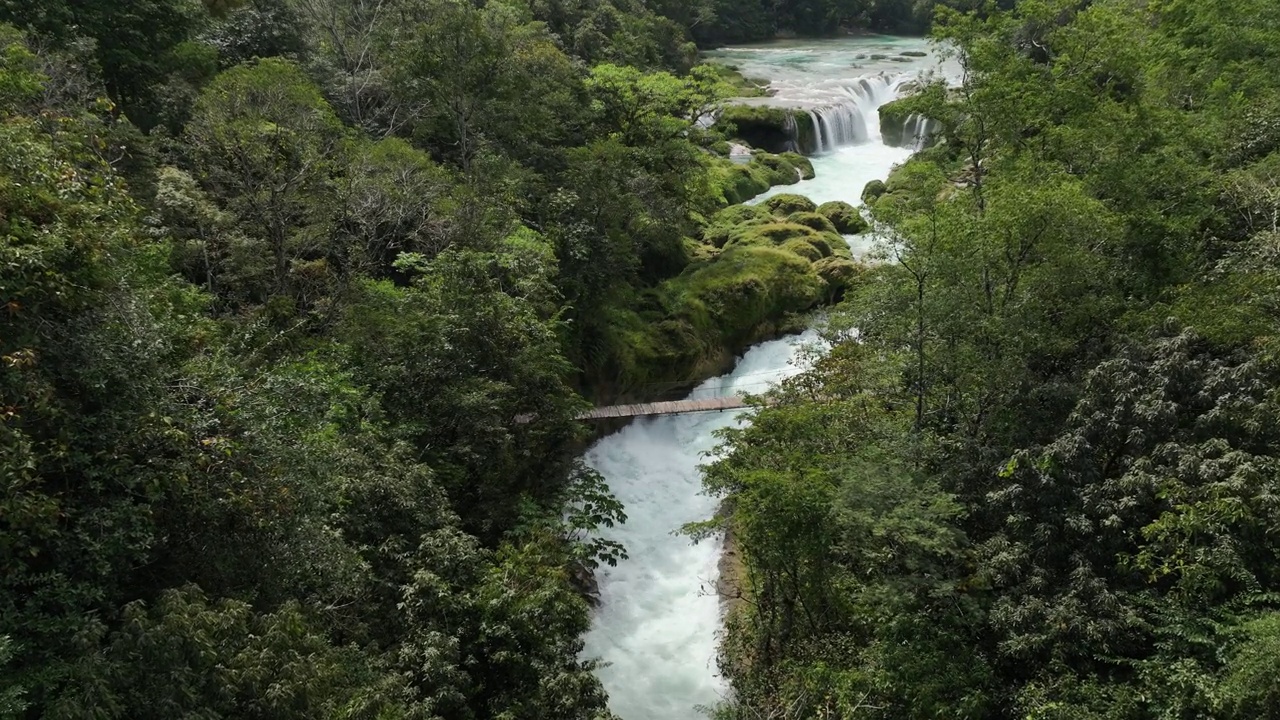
left=575, top=373, right=787, bottom=421
left=514, top=373, right=790, bottom=424
left=577, top=395, right=753, bottom=421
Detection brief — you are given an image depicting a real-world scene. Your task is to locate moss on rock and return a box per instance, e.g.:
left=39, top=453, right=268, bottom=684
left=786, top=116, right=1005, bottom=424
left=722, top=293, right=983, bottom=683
left=862, top=179, right=887, bottom=205
left=718, top=105, right=798, bottom=154
left=781, top=238, right=824, bottom=262
left=787, top=211, right=839, bottom=234
left=813, top=256, right=862, bottom=300
left=663, top=245, right=824, bottom=342
left=780, top=152, right=815, bottom=179
left=714, top=164, right=771, bottom=206
left=709, top=151, right=818, bottom=207
left=816, top=201, right=868, bottom=234
left=764, top=193, right=817, bottom=215
left=729, top=222, right=822, bottom=247
left=715, top=204, right=774, bottom=226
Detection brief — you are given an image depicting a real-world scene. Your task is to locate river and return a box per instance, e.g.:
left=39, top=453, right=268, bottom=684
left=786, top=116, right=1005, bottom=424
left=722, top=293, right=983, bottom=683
left=580, top=36, right=952, bottom=720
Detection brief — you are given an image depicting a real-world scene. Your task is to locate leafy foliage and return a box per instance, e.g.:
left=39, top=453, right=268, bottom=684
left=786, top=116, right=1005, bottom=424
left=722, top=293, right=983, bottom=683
left=705, top=0, right=1280, bottom=717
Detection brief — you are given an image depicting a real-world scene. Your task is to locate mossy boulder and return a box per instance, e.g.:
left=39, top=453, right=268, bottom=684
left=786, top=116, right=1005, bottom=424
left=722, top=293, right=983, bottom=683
left=806, top=235, right=836, bottom=258
left=711, top=151, right=818, bottom=207
left=781, top=238, right=824, bottom=262
left=752, top=153, right=805, bottom=186
left=704, top=204, right=774, bottom=247
left=813, top=256, right=862, bottom=299
left=779, top=152, right=815, bottom=180
left=878, top=85, right=949, bottom=147
left=787, top=211, right=839, bottom=235
left=816, top=201, right=868, bottom=234
left=791, top=113, right=819, bottom=155
left=714, top=204, right=773, bottom=226
left=731, top=222, right=822, bottom=246
left=718, top=105, right=799, bottom=154
left=824, top=232, right=853, bottom=259
left=763, top=193, right=817, bottom=215
left=878, top=98, right=915, bottom=147
left=717, top=164, right=772, bottom=206
left=663, top=245, right=824, bottom=342
left=862, top=179, right=887, bottom=205
left=718, top=105, right=822, bottom=155
left=900, top=50, right=928, bottom=57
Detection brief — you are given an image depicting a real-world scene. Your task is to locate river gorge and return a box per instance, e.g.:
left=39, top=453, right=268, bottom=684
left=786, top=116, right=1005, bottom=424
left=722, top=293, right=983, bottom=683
left=579, top=36, right=956, bottom=719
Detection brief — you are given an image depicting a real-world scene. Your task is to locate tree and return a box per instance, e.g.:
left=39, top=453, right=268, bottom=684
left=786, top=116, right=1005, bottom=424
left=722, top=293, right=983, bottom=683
left=339, top=234, right=585, bottom=539
left=182, top=58, right=344, bottom=309
left=0, top=0, right=206, bottom=127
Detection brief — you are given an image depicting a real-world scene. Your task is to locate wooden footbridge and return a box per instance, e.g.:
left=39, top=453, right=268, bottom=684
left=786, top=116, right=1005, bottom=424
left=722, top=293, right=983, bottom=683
left=577, top=395, right=752, bottom=421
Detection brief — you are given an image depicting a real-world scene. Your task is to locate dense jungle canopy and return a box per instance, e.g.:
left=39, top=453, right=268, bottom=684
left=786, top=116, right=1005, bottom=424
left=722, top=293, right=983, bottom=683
left=2, top=0, right=1280, bottom=718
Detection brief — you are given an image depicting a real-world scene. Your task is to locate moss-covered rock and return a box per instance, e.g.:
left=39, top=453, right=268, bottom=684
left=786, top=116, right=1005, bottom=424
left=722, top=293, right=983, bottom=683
left=862, top=179, right=887, bottom=205
left=717, top=105, right=823, bottom=155
left=813, top=256, right=862, bottom=299
left=709, top=151, right=819, bottom=207
left=703, top=62, right=770, bottom=99
left=718, top=105, right=798, bottom=154
left=715, top=204, right=774, bottom=226
left=877, top=84, right=949, bottom=148
left=715, top=164, right=772, bottom=206
left=781, top=238, right=824, bottom=262
left=780, top=152, right=815, bottom=180
left=730, top=222, right=822, bottom=247
left=787, top=211, right=839, bottom=234
left=764, top=193, right=817, bottom=215
left=792, top=113, right=819, bottom=155
left=752, top=153, right=804, bottom=186
left=816, top=201, right=868, bottom=234
left=825, top=232, right=853, bottom=259
left=703, top=204, right=773, bottom=247
left=805, top=235, right=835, bottom=258
left=664, top=245, right=824, bottom=342
left=878, top=98, right=915, bottom=147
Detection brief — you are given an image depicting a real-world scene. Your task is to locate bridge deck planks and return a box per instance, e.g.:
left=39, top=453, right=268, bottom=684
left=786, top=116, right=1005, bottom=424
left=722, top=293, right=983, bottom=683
left=577, top=395, right=750, bottom=421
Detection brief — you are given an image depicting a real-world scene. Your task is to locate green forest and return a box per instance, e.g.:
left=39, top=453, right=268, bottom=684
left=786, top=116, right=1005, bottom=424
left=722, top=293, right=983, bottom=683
left=702, top=0, right=1280, bottom=717
left=3, top=0, right=1280, bottom=718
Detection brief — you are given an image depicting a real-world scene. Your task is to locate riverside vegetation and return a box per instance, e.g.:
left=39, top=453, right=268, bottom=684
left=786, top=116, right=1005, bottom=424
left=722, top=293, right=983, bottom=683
left=6, top=0, right=1280, bottom=719
left=696, top=0, right=1280, bottom=718
left=0, top=0, right=896, bottom=717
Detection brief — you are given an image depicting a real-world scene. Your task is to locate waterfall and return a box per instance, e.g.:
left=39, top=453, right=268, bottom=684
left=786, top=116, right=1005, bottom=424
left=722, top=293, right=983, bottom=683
left=901, top=113, right=941, bottom=151
left=783, top=112, right=800, bottom=153
left=805, top=74, right=901, bottom=154
left=806, top=109, right=824, bottom=154
left=813, top=103, right=868, bottom=149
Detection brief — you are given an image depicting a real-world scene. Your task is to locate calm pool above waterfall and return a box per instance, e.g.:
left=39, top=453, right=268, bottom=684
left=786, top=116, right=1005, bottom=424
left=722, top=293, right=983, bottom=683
left=580, top=36, right=952, bottom=720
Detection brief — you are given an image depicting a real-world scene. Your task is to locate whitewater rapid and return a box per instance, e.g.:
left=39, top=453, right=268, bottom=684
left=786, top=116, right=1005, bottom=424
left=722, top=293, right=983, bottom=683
left=581, top=36, right=953, bottom=719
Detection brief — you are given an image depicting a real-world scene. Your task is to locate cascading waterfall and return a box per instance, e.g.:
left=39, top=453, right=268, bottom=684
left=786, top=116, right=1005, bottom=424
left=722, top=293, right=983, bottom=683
left=583, top=39, right=956, bottom=720
left=806, top=109, right=825, bottom=154
left=782, top=112, right=800, bottom=153
left=802, top=74, right=902, bottom=154
left=901, top=113, right=942, bottom=151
